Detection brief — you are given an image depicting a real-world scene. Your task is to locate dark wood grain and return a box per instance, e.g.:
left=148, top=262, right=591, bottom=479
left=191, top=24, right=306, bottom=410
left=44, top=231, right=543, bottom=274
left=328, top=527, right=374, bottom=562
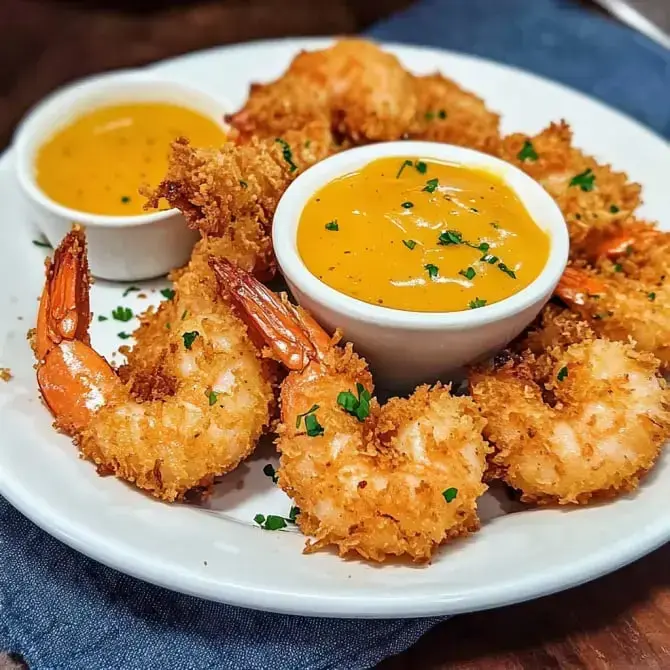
left=3, top=1, right=669, bottom=668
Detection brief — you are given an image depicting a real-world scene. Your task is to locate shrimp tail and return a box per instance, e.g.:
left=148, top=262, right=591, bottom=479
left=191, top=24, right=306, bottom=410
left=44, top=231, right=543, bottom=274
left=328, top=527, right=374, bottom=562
left=555, top=266, right=606, bottom=307
left=209, top=257, right=330, bottom=370
left=35, top=227, right=119, bottom=434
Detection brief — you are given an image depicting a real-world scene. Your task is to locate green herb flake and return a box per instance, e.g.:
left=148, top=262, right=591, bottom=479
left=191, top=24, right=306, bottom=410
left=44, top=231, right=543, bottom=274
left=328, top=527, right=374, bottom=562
left=415, top=160, right=427, bottom=174
left=337, top=383, right=372, bottom=422
left=557, top=366, right=569, bottom=382
left=275, top=138, right=298, bottom=172
left=517, top=140, right=538, bottom=162
left=160, top=288, right=176, bottom=300
left=425, top=263, right=439, bottom=279
left=263, top=463, right=279, bottom=484
left=181, top=309, right=188, bottom=320
left=207, top=390, right=218, bottom=406
left=402, top=239, right=417, bottom=250
left=295, top=404, right=320, bottom=429
left=264, top=515, right=288, bottom=531
left=468, top=298, right=487, bottom=309
left=438, top=230, right=462, bottom=246
left=165, top=322, right=171, bottom=330
left=117, top=331, right=131, bottom=340
left=438, top=109, right=447, bottom=120
left=97, top=315, right=108, bottom=322
left=648, top=292, right=657, bottom=302
left=490, top=222, right=500, bottom=229
left=423, top=178, right=439, bottom=193
left=121, top=196, right=131, bottom=204
left=498, top=263, right=517, bottom=279
left=122, top=286, right=141, bottom=298
left=304, top=413, right=324, bottom=438
left=424, top=111, right=435, bottom=121
left=459, top=267, right=476, bottom=281
left=112, top=306, right=133, bottom=322
left=396, top=159, right=413, bottom=178
left=442, top=487, right=458, bottom=503
left=288, top=506, right=300, bottom=522
left=239, top=180, right=248, bottom=188
left=32, top=239, right=51, bottom=248
left=325, top=220, right=339, bottom=231
left=477, top=242, right=490, bottom=253
left=182, top=331, right=199, bottom=350
left=610, top=204, right=620, bottom=213
left=569, top=168, right=596, bottom=192
left=253, top=514, right=265, bottom=526
left=401, top=201, right=414, bottom=209
left=614, top=263, right=623, bottom=273
left=481, top=254, right=499, bottom=265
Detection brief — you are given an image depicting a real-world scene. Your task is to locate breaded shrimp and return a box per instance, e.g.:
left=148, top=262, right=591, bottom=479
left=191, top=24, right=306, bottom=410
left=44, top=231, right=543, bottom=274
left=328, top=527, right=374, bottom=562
left=33, top=228, right=275, bottom=501
left=470, top=317, right=670, bottom=504
left=408, top=74, right=501, bottom=154
left=212, top=258, right=490, bottom=562
left=498, top=121, right=641, bottom=258
left=227, top=39, right=417, bottom=143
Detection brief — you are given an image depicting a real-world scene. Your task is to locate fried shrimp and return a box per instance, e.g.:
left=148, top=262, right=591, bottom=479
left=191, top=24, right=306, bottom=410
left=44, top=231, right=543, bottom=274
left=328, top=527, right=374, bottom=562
left=498, top=121, right=641, bottom=258
left=470, top=313, right=670, bottom=504
left=33, top=228, right=275, bottom=501
left=227, top=39, right=417, bottom=143
left=212, top=258, right=490, bottom=562
left=408, top=74, right=501, bottom=154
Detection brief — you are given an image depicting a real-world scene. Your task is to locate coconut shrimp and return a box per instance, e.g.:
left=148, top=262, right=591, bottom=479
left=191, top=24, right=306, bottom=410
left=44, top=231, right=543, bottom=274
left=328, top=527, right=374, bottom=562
left=227, top=39, right=417, bottom=144
left=33, top=228, right=275, bottom=501
left=211, top=259, right=490, bottom=562
left=498, top=121, right=641, bottom=259
left=470, top=312, right=670, bottom=504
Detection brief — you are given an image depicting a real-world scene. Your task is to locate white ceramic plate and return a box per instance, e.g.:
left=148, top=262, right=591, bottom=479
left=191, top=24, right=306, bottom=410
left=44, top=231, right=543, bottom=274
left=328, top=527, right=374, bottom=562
left=1, top=38, right=669, bottom=619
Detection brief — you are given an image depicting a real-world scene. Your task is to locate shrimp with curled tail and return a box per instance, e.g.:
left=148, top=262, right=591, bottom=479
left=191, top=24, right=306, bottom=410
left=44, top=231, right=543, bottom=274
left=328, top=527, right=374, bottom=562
left=212, top=258, right=490, bottom=562
left=33, top=228, right=276, bottom=501
left=470, top=311, right=670, bottom=504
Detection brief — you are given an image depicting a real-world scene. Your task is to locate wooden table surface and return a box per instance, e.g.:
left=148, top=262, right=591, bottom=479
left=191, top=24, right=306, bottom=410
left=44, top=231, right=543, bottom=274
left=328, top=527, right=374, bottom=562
left=3, top=1, right=668, bottom=668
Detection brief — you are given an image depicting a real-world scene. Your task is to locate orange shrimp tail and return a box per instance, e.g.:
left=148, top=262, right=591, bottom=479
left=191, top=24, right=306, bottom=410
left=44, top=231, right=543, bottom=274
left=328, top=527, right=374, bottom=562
left=594, top=223, right=660, bottom=260
left=555, top=266, right=606, bottom=306
left=209, top=258, right=330, bottom=370
left=35, top=227, right=91, bottom=361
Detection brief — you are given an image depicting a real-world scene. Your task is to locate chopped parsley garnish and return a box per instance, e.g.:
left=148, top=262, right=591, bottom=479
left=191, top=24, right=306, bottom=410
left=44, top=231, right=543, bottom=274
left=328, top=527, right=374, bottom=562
left=425, top=263, right=439, bottom=279
left=476, top=241, right=490, bottom=253
left=165, top=323, right=171, bottom=330
left=97, top=315, right=108, bottom=322
left=160, top=288, right=176, bottom=300
left=468, top=298, right=487, bottom=309
left=207, top=390, right=218, bottom=406
left=613, top=263, right=623, bottom=273
left=122, top=286, right=140, bottom=298
left=557, top=366, right=568, bottom=382
left=609, top=204, right=619, bottom=213
left=402, top=239, right=417, bottom=250
left=295, top=404, right=320, bottom=429
left=275, top=138, right=297, bottom=172
left=253, top=514, right=287, bottom=531
left=442, top=487, right=458, bottom=503
left=425, top=109, right=447, bottom=120
left=438, top=230, right=463, bottom=245
left=304, top=414, right=324, bottom=437
left=490, top=222, right=500, bottom=229
left=396, top=159, right=413, bottom=178
left=424, top=111, right=435, bottom=121
left=325, top=220, right=339, bottom=231
left=481, top=254, right=499, bottom=265
left=181, top=309, right=188, bottom=320
left=337, top=383, right=372, bottom=422
left=569, top=168, right=596, bottom=192
left=415, top=160, right=427, bottom=174
left=239, top=180, right=248, bottom=189
left=32, top=239, right=51, bottom=248
left=117, top=331, right=131, bottom=340
left=423, top=178, right=439, bottom=193
left=498, top=263, right=517, bottom=279
left=112, top=306, right=133, bottom=322
left=182, top=331, right=199, bottom=350
left=401, top=201, right=414, bottom=209
left=438, top=109, right=447, bottom=119
left=263, top=463, right=279, bottom=484
left=517, top=140, right=538, bottom=162
left=289, top=506, right=300, bottom=522
left=121, top=196, right=131, bottom=204
left=648, top=292, right=656, bottom=302
left=459, top=267, right=476, bottom=280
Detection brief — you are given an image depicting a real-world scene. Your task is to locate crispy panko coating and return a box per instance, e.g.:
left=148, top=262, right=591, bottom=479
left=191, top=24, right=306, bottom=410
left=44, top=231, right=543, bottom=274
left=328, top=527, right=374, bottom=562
left=471, top=315, right=670, bottom=504
left=498, top=121, right=641, bottom=259
left=214, top=259, right=490, bottom=562
left=35, top=229, right=276, bottom=502
left=227, top=39, right=417, bottom=143
left=408, top=74, right=501, bottom=154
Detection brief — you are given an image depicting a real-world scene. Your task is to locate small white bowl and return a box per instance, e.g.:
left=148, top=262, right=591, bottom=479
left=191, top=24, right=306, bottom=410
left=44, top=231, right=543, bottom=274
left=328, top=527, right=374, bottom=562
left=14, top=71, right=230, bottom=281
left=273, top=141, right=569, bottom=390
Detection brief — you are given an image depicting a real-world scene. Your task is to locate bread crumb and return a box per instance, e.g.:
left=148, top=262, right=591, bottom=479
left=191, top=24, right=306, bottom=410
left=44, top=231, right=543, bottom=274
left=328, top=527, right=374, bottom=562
left=0, top=368, right=12, bottom=382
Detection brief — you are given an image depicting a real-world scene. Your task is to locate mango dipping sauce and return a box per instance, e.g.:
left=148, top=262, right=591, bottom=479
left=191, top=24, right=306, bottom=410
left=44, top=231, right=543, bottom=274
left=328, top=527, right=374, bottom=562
left=297, top=157, right=550, bottom=312
left=35, top=102, right=226, bottom=216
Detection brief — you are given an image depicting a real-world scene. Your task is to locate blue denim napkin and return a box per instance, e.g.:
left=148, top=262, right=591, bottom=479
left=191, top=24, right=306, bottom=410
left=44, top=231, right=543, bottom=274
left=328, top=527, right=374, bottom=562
left=2, top=2, right=668, bottom=669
